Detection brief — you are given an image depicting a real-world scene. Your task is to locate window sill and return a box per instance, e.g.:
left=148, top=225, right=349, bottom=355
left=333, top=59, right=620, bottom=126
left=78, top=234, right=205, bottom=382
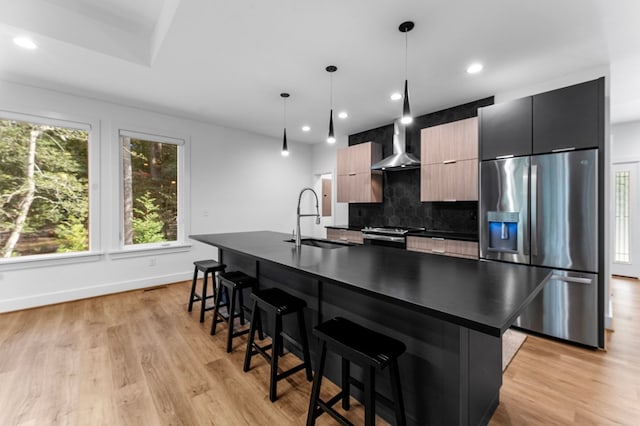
left=109, top=243, right=192, bottom=260
left=0, top=251, right=104, bottom=271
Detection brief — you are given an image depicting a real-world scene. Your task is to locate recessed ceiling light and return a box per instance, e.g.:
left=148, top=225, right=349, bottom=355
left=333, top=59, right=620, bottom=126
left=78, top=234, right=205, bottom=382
left=390, top=92, right=402, bottom=101
left=302, top=125, right=310, bottom=132
left=338, top=111, right=348, bottom=119
left=13, top=37, right=37, bottom=50
left=466, top=63, right=483, bottom=74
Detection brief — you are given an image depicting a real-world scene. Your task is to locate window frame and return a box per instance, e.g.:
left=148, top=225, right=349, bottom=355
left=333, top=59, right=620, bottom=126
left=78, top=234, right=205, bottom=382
left=115, top=128, right=190, bottom=254
left=0, top=108, right=100, bottom=268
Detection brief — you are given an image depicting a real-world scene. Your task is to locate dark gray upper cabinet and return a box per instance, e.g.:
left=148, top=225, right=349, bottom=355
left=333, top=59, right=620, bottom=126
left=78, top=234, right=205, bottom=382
left=532, top=78, right=604, bottom=154
left=479, top=97, right=532, bottom=160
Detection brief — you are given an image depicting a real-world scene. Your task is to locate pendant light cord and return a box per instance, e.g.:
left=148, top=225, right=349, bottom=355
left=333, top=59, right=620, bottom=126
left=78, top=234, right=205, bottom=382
left=283, top=96, right=287, bottom=128
left=404, top=31, right=408, bottom=81
left=329, top=72, right=333, bottom=108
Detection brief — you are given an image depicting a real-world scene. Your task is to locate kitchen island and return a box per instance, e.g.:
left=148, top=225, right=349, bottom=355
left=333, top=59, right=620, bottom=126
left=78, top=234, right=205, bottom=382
left=191, top=231, right=551, bottom=425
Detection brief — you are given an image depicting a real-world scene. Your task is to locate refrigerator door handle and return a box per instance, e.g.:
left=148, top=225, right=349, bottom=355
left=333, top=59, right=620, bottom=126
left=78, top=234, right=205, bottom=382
left=531, top=164, right=538, bottom=257
left=549, top=275, right=593, bottom=285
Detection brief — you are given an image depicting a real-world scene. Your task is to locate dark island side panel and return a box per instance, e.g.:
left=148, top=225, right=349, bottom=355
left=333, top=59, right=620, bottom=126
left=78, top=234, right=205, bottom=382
left=348, top=97, right=493, bottom=232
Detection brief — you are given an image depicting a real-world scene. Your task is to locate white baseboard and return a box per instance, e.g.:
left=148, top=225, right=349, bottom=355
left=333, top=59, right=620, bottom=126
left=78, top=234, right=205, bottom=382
left=0, top=271, right=192, bottom=313
left=605, top=298, right=614, bottom=330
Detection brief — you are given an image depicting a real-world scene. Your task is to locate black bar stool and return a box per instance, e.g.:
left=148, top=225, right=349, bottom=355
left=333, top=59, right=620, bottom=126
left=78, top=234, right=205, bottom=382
left=188, top=259, right=226, bottom=323
left=306, top=317, right=407, bottom=426
left=243, top=287, right=313, bottom=402
left=211, top=271, right=257, bottom=353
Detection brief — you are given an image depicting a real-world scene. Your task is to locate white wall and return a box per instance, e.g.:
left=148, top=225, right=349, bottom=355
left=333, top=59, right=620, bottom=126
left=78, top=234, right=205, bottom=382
left=611, top=120, right=640, bottom=161
left=0, top=80, right=313, bottom=312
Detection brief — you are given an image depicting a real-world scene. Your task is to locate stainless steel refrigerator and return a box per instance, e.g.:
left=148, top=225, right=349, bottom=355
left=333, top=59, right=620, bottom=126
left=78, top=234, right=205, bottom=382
left=479, top=149, right=598, bottom=347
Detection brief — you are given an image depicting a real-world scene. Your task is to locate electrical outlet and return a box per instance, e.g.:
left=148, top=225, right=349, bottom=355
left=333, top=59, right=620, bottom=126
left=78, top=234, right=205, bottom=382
left=149, top=258, right=156, bottom=267
left=203, top=209, right=209, bottom=217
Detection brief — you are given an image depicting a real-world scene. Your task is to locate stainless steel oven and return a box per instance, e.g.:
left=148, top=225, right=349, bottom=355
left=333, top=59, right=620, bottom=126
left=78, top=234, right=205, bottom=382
left=362, top=227, right=424, bottom=249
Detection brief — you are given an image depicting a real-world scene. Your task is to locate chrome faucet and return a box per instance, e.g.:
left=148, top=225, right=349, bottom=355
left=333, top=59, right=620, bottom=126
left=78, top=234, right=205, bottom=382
left=296, top=187, right=321, bottom=247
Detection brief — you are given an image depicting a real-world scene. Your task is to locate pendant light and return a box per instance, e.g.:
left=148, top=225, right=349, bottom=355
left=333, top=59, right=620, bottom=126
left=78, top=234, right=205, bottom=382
left=326, top=65, right=337, bottom=144
left=281, top=92, right=290, bottom=156
left=399, top=21, right=414, bottom=125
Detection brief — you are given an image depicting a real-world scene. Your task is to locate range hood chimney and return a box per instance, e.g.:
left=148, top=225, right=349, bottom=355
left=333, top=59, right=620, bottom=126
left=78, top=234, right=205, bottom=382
left=370, top=119, right=420, bottom=171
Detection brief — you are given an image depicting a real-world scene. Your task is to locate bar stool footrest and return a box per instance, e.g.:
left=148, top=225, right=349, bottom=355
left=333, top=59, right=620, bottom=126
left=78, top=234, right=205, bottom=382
left=250, top=343, right=274, bottom=363
left=348, top=377, right=395, bottom=411
left=276, top=362, right=307, bottom=381
left=316, top=398, right=353, bottom=426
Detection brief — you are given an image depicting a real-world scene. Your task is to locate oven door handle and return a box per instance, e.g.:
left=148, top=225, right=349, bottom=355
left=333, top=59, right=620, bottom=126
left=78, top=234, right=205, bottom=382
left=362, top=233, right=406, bottom=243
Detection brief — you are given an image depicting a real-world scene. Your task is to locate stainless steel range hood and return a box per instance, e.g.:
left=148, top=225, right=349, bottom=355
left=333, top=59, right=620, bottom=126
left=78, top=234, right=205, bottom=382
left=370, top=119, right=420, bottom=171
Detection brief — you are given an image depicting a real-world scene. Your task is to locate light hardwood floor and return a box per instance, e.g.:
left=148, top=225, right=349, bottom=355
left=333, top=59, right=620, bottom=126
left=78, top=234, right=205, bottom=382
left=0, top=277, right=638, bottom=425
left=491, top=276, right=640, bottom=425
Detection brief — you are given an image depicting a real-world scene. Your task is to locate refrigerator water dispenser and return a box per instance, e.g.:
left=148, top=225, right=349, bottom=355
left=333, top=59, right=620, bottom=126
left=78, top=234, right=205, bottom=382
left=487, top=211, right=519, bottom=252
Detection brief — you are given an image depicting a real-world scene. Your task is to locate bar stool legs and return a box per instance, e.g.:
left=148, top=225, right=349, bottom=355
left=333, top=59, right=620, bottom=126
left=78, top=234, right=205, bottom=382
left=306, top=317, right=407, bottom=426
left=188, top=260, right=225, bottom=323
left=210, top=271, right=257, bottom=353
left=243, top=287, right=313, bottom=402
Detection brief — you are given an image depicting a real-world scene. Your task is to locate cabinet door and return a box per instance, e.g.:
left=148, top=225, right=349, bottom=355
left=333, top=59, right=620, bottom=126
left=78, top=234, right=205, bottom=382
left=336, top=174, right=350, bottom=202
left=337, top=147, right=350, bottom=176
left=446, top=159, right=478, bottom=201
left=346, top=142, right=382, bottom=174
left=420, top=164, right=442, bottom=201
left=345, top=230, right=364, bottom=244
left=337, top=173, right=381, bottom=203
left=326, top=228, right=344, bottom=241
left=349, top=172, right=383, bottom=203
left=532, top=78, right=602, bottom=154
left=421, top=160, right=477, bottom=201
left=479, top=97, right=532, bottom=160
left=407, top=236, right=446, bottom=254
left=445, top=240, right=479, bottom=259
left=422, top=117, right=478, bottom=164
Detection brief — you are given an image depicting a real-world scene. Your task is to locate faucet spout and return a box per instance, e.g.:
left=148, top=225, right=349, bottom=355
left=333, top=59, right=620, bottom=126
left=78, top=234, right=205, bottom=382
left=296, top=187, right=321, bottom=248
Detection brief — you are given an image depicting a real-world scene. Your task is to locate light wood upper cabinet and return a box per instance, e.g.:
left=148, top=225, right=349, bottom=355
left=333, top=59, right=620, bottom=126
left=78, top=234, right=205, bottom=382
left=421, top=160, right=478, bottom=202
left=421, top=117, right=479, bottom=202
left=337, top=142, right=383, bottom=203
left=337, top=142, right=382, bottom=175
left=422, top=117, right=478, bottom=164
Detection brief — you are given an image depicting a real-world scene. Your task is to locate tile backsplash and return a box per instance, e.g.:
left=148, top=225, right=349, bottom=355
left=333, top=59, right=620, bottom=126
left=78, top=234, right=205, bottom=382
left=348, top=168, right=478, bottom=233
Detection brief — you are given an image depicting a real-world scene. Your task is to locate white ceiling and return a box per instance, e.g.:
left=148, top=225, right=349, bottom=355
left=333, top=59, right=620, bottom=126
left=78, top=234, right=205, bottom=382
left=1, top=0, right=639, bottom=144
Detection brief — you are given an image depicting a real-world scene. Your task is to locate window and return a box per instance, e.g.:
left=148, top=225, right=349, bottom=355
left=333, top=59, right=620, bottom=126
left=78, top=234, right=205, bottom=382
left=0, top=113, right=91, bottom=259
left=120, top=130, right=185, bottom=248
left=614, top=170, right=630, bottom=263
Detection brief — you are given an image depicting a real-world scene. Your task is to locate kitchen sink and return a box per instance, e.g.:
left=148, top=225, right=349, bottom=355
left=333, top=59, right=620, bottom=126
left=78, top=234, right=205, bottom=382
left=284, top=238, right=355, bottom=249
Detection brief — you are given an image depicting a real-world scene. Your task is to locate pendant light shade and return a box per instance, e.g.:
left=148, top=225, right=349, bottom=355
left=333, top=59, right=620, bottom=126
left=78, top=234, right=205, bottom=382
left=281, top=92, right=290, bottom=156
left=282, top=128, right=288, bottom=156
left=326, top=65, right=337, bottom=144
left=328, top=109, right=335, bottom=144
left=401, top=79, right=412, bottom=124
left=399, top=21, right=414, bottom=125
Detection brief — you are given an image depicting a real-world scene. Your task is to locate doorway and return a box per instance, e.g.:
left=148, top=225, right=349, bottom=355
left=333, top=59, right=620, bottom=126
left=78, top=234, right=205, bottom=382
left=612, top=162, right=640, bottom=278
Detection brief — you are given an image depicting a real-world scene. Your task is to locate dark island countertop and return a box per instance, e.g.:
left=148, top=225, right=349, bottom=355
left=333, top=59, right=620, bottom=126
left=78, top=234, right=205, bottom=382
left=190, top=231, right=550, bottom=337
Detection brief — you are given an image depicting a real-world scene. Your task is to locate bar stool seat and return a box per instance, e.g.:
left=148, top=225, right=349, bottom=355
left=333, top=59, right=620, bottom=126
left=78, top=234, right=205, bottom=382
left=243, top=287, right=313, bottom=402
left=211, top=271, right=258, bottom=353
left=188, top=259, right=226, bottom=323
left=306, top=317, right=407, bottom=426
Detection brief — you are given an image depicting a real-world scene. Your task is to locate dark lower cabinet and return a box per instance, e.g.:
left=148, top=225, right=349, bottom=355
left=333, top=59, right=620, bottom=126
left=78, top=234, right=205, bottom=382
left=479, top=97, right=532, bottom=160
left=532, top=78, right=604, bottom=154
